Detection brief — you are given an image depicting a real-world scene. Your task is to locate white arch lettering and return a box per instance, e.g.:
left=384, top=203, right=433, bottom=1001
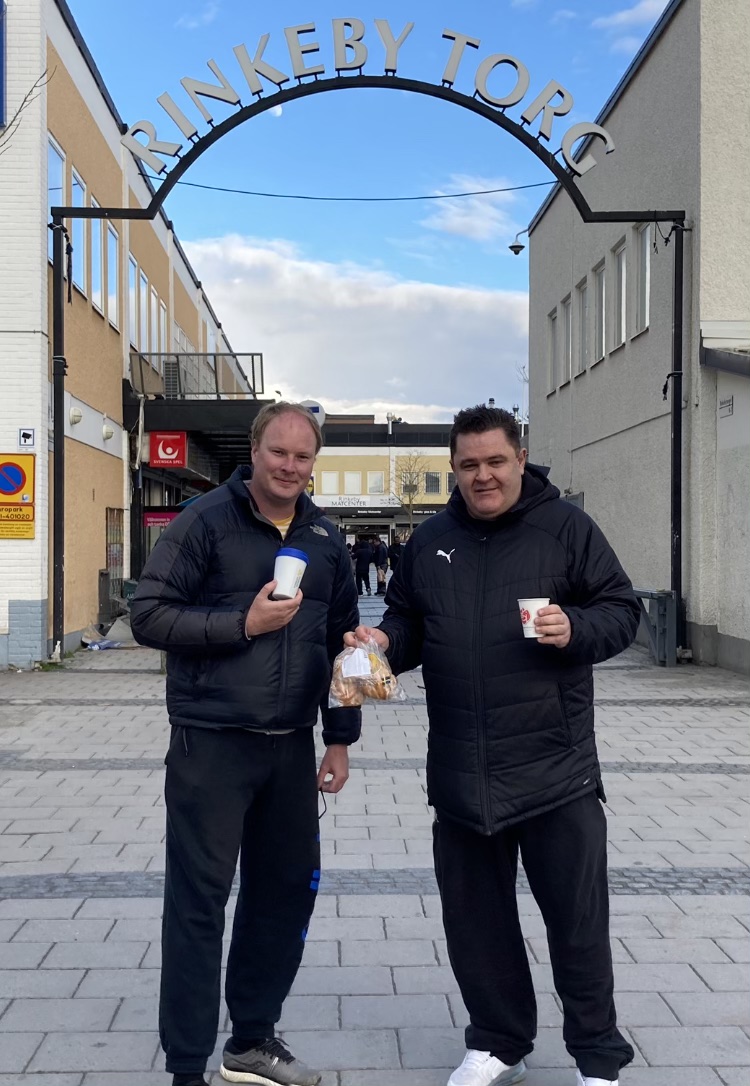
left=441, top=29, right=481, bottom=87
left=180, top=60, right=241, bottom=126
left=520, top=80, right=574, bottom=141
left=332, top=19, right=368, bottom=72
left=374, top=20, right=415, bottom=74
left=562, top=122, right=616, bottom=177
left=233, top=35, right=290, bottom=97
left=120, top=22, right=616, bottom=185
left=284, top=23, right=325, bottom=79
left=121, top=121, right=182, bottom=175
left=474, top=54, right=530, bottom=109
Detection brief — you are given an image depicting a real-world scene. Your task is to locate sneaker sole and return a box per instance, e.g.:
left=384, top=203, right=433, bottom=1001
left=447, top=1062, right=526, bottom=1086
left=220, top=1063, right=321, bottom=1086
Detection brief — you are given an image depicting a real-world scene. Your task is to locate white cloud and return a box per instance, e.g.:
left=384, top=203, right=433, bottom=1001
left=551, top=9, right=579, bottom=23
left=592, top=0, right=665, bottom=29
left=420, top=175, right=522, bottom=244
left=176, top=1, right=219, bottom=30
left=610, top=34, right=643, bottom=53
left=183, top=235, right=528, bottom=419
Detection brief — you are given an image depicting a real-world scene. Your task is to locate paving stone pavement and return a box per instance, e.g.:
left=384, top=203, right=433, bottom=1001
left=0, top=592, right=748, bottom=1086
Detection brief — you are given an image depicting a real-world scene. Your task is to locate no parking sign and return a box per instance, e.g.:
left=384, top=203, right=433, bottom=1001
left=0, top=454, right=36, bottom=539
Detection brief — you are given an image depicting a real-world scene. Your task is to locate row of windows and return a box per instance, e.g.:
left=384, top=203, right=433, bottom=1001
left=548, top=223, right=651, bottom=391
left=316, top=471, right=456, bottom=496
left=48, top=135, right=195, bottom=374
left=48, top=137, right=120, bottom=329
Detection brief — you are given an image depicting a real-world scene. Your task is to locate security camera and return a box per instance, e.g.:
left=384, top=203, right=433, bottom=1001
left=509, top=241, right=525, bottom=256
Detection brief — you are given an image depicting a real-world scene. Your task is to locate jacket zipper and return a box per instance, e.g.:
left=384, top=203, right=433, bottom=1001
left=278, top=625, right=289, bottom=721
left=473, top=535, right=491, bottom=834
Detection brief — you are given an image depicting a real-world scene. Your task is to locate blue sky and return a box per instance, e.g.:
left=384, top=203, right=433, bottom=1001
left=68, top=0, right=669, bottom=418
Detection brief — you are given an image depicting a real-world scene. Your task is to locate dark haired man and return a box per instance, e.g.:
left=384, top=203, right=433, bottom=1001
left=132, top=402, right=360, bottom=1086
left=347, top=405, right=639, bottom=1086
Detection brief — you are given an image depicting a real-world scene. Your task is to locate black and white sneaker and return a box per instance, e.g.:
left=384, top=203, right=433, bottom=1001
left=220, top=1037, right=322, bottom=1086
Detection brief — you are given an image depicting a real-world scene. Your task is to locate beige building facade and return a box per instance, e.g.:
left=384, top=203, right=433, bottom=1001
left=0, top=0, right=246, bottom=666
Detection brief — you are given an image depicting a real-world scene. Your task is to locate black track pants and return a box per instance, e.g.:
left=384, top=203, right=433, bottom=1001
left=159, top=725, right=320, bottom=1074
left=433, top=793, right=634, bottom=1080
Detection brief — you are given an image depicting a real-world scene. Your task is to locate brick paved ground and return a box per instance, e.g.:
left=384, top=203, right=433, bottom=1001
left=0, top=592, right=748, bottom=1085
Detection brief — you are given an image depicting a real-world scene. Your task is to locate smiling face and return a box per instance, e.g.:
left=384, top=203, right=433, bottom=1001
left=249, top=412, right=318, bottom=518
left=451, top=427, right=527, bottom=520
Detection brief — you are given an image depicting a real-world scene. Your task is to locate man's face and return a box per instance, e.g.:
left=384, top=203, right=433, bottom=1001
left=451, top=428, right=527, bottom=520
left=251, top=413, right=317, bottom=509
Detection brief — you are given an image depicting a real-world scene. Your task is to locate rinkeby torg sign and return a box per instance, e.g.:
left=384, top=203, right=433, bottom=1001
left=123, top=20, right=615, bottom=179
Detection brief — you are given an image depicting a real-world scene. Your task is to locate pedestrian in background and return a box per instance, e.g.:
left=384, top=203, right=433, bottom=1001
left=131, top=402, right=361, bottom=1086
left=388, top=535, right=404, bottom=573
left=346, top=404, right=639, bottom=1086
left=352, top=537, right=373, bottom=596
left=373, top=536, right=389, bottom=595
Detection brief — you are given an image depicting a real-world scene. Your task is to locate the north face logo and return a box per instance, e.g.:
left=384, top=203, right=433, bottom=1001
left=310, top=524, right=328, bottom=536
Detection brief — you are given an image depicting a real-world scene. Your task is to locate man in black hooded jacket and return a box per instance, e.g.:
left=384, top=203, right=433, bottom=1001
left=347, top=405, right=639, bottom=1086
left=132, top=403, right=360, bottom=1086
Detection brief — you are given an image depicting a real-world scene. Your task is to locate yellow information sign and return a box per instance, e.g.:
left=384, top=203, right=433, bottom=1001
left=0, top=504, right=35, bottom=539
left=0, top=454, right=35, bottom=505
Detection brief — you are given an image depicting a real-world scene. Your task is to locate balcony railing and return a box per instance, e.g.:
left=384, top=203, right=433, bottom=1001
left=129, top=352, right=264, bottom=399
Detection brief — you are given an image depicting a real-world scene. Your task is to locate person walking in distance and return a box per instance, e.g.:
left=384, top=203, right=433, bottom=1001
left=388, top=535, right=405, bottom=574
left=345, top=405, right=639, bottom=1086
left=131, top=402, right=361, bottom=1086
left=373, top=536, right=389, bottom=595
left=352, top=536, right=373, bottom=596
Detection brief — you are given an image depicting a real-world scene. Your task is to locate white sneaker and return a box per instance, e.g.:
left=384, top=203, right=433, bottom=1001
left=447, top=1050, right=526, bottom=1086
left=575, top=1071, right=619, bottom=1086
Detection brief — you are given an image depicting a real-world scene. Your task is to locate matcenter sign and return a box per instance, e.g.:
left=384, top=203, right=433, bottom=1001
left=123, top=19, right=614, bottom=179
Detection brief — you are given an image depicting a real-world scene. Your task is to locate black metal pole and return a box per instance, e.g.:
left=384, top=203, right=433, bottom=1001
left=52, top=218, right=67, bottom=658
left=670, top=223, right=685, bottom=647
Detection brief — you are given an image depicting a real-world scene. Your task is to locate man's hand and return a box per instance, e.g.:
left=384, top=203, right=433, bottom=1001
left=317, top=744, right=349, bottom=794
left=245, top=581, right=303, bottom=638
left=535, top=604, right=572, bottom=648
left=343, top=625, right=390, bottom=651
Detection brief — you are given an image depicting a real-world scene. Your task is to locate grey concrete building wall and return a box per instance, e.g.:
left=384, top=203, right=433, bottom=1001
left=689, top=0, right=750, bottom=669
left=528, top=0, right=749, bottom=669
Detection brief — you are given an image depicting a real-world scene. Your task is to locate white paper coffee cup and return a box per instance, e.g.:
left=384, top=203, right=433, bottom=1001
left=518, top=597, right=550, bottom=639
left=272, top=547, right=308, bottom=600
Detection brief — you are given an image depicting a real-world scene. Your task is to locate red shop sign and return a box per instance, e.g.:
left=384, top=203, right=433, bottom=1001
left=150, top=432, right=187, bottom=468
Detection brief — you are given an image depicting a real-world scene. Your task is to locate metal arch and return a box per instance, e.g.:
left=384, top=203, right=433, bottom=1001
left=48, top=68, right=690, bottom=660
left=52, top=74, right=686, bottom=226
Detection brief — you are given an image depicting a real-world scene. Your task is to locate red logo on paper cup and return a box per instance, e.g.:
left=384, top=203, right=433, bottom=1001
left=520, top=608, right=531, bottom=625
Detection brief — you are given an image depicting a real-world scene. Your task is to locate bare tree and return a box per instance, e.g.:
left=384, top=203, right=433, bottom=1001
left=0, top=69, right=53, bottom=158
left=395, top=450, right=430, bottom=534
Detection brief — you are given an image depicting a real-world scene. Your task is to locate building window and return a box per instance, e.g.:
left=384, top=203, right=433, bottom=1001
left=91, top=199, right=103, bottom=313
left=548, top=310, right=558, bottom=390
left=139, top=271, right=148, bottom=352
left=424, top=471, right=440, bottom=495
left=128, top=256, right=138, bottom=346
left=593, top=263, right=605, bottom=362
left=107, top=226, right=119, bottom=328
left=47, top=137, right=65, bottom=261
left=159, top=301, right=167, bottom=361
left=367, top=471, right=384, bottom=494
left=576, top=279, right=588, bottom=374
left=150, top=287, right=159, bottom=355
left=636, top=223, right=651, bottom=332
left=561, top=296, right=572, bottom=384
left=447, top=471, right=456, bottom=492
left=321, top=471, right=338, bottom=495
left=344, top=471, right=361, bottom=495
left=71, top=170, right=86, bottom=294
left=613, top=242, right=626, bottom=347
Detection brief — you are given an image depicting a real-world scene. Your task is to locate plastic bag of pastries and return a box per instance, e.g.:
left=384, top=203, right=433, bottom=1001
left=329, top=637, right=407, bottom=708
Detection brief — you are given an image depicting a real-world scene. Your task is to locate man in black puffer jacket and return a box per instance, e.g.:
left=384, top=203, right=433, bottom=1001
left=347, top=406, right=639, bottom=1086
left=131, top=403, right=360, bottom=1086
